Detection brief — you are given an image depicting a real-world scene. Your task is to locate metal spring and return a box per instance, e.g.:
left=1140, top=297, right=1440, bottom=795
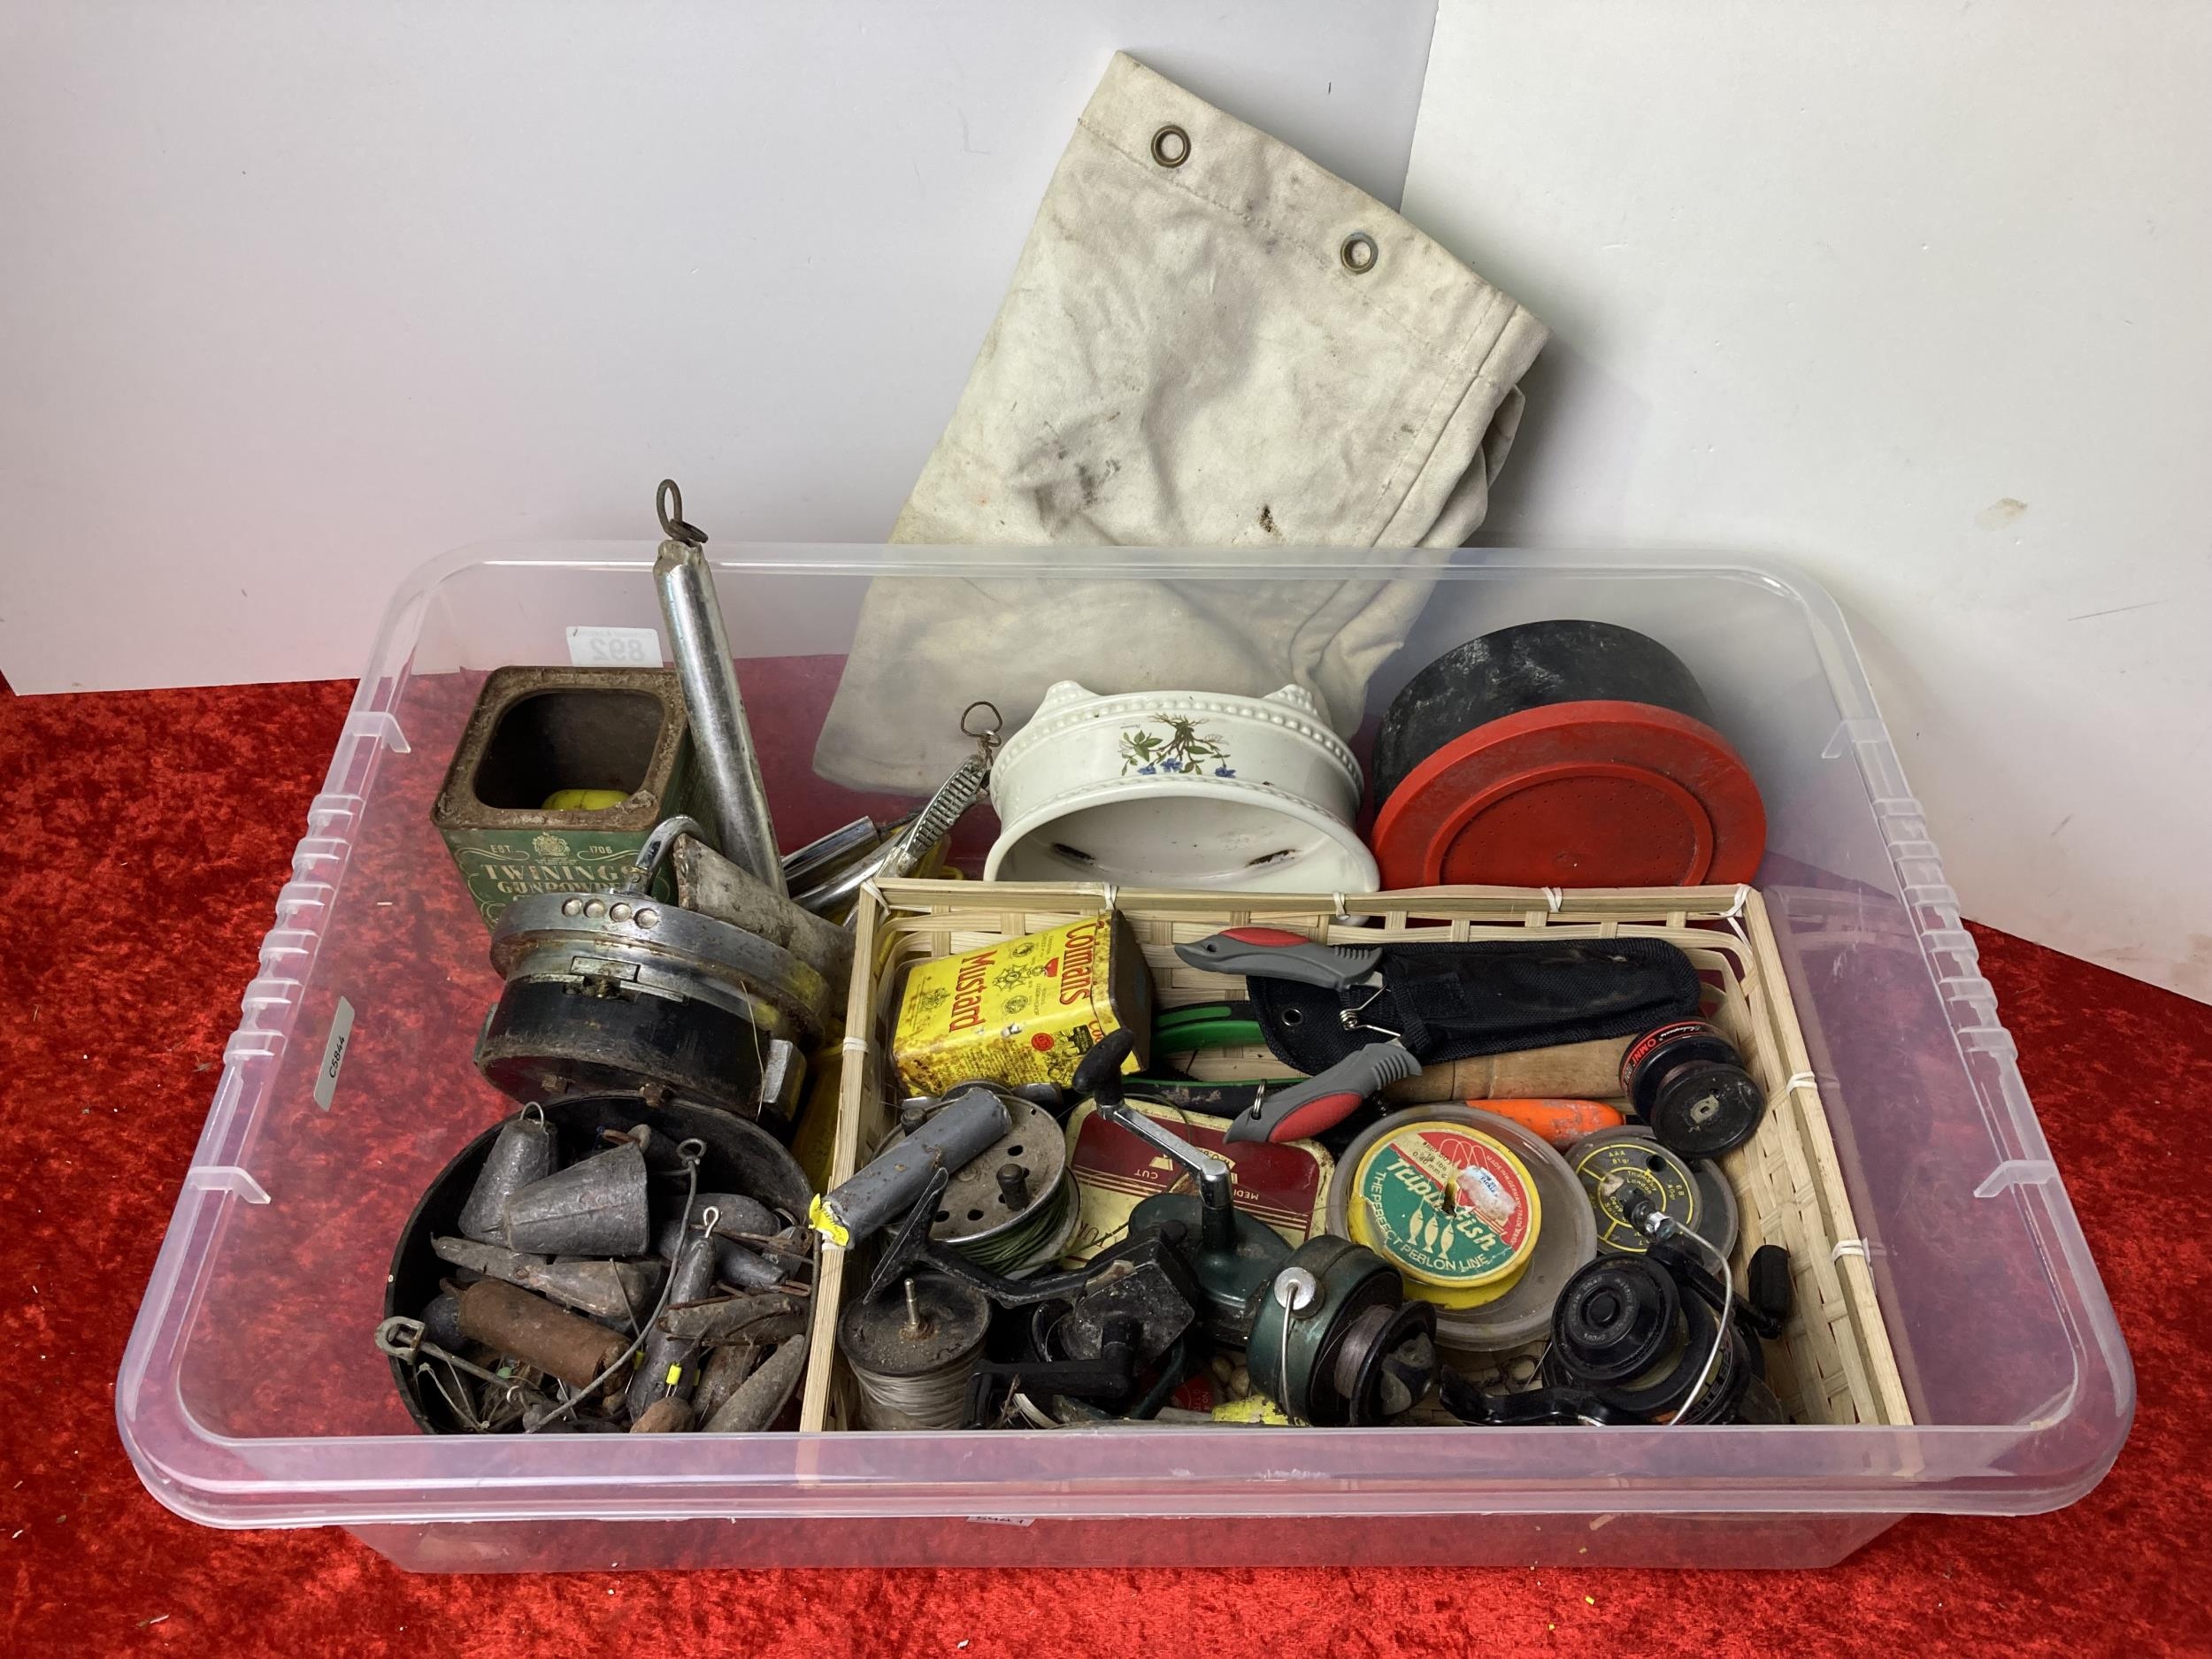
left=849, top=1343, right=983, bottom=1431
left=881, top=749, right=992, bottom=879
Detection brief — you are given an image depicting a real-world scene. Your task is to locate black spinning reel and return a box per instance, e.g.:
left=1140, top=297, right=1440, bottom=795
left=1444, top=1218, right=1792, bottom=1428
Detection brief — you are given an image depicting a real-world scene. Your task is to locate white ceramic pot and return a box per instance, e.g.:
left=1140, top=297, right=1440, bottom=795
left=984, top=680, right=1380, bottom=893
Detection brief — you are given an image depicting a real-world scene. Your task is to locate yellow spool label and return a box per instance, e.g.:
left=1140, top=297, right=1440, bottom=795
left=1349, top=1202, right=1535, bottom=1309
left=1351, top=1123, right=1540, bottom=1291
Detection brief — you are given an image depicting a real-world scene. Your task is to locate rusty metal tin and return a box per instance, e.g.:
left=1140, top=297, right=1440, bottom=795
left=432, top=665, right=703, bottom=927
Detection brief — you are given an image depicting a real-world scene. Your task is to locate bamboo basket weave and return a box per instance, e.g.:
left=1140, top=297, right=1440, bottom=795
left=799, top=879, right=1911, bottom=1432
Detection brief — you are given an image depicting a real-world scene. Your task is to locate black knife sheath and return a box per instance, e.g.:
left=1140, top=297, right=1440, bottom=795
left=1247, top=937, right=1701, bottom=1073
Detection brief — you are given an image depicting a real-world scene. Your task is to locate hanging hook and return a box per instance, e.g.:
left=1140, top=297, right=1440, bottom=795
left=961, top=701, right=1003, bottom=767
left=656, top=479, right=708, bottom=547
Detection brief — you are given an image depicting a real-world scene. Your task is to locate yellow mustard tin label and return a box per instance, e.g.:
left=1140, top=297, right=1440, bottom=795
left=893, top=914, right=1137, bottom=1095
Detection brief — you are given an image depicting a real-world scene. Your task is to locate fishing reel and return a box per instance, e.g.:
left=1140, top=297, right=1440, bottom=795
left=474, top=817, right=841, bottom=1125
left=1066, top=1033, right=1438, bottom=1427
left=820, top=1031, right=1438, bottom=1427
left=970, top=1279, right=1208, bottom=1428
left=849, top=1154, right=1208, bottom=1426
left=1442, top=1180, right=1791, bottom=1427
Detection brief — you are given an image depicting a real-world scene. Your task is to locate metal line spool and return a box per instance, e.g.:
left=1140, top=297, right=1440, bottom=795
left=1567, top=1125, right=1739, bottom=1259
left=879, top=1089, right=1075, bottom=1277
left=837, top=1271, right=992, bottom=1431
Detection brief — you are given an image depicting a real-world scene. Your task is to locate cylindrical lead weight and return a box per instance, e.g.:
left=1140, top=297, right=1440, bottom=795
left=626, top=1231, right=721, bottom=1419
left=692, top=1340, right=758, bottom=1423
left=654, top=1191, right=780, bottom=1260
left=658, top=1213, right=801, bottom=1292
left=1382, top=1037, right=1634, bottom=1105
left=457, top=1110, right=557, bottom=1243
left=700, top=1335, right=807, bottom=1433
left=654, top=534, right=785, bottom=894
left=657, top=1291, right=803, bottom=1342
left=455, top=1278, right=626, bottom=1391
left=502, top=1141, right=652, bottom=1256
left=810, top=1087, right=1012, bottom=1248
left=711, top=1239, right=791, bottom=1292
left=630, top=1395, right=696, bottom=1433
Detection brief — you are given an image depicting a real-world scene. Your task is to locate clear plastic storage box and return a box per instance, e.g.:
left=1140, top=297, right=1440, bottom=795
left=117, top=543, right=2132, bottom=1571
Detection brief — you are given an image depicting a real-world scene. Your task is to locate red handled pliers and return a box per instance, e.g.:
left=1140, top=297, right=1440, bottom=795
left=1173, top=927, right=1417, bottom=1144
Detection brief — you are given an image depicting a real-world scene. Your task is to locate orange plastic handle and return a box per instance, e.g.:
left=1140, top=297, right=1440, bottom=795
left=1474, top=1098, right=1627, bottom=1150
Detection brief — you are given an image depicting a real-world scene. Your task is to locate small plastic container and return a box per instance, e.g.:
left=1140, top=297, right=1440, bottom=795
left=116, top=542, right=2132, bottom=1571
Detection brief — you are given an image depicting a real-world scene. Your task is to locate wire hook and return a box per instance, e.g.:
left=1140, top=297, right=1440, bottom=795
left=960, top=700, right=1003, bottom=743
left=656, top=479, right=708, bottom=546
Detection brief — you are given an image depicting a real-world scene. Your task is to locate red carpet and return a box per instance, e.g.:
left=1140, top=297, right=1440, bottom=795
left=1, top=672, right=2205, bottom=1655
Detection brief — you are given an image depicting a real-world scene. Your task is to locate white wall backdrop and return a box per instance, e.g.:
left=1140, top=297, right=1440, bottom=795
left=0, top=0, right=1436, bottom=681
left=1405, top=0, right=2211, bottom=1000
left=4, top=1, right=2208, bottom=1000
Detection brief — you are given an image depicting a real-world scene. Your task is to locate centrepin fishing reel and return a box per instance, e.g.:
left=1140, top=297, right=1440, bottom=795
left=474, top=816, right=843, bottom=1125
left=1443, top=1178, right=1792, bottom=1427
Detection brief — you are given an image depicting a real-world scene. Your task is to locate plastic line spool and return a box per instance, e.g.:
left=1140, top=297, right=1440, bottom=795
left=1567, top=1125, right=1739, bottom=1259
left=1620, top=1018, right=1767, bottom=1158
left=1343, top=1120, right=1540, bottom=1305
left=1327, top=1104, right=1595, bottom=1354
left=1369, top=620, right=1767, bottom=889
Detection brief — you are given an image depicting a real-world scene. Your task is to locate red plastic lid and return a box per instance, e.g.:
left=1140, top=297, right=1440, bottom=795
left=1371, top=699, right=1766, bottom=889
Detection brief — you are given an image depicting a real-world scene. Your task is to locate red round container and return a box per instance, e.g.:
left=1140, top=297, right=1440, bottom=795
left=1369, top=623, right=1765, bottom=889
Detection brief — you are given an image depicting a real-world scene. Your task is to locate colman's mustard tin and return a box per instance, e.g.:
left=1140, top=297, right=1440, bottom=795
left=892, top=912, right=1153, bottom=1094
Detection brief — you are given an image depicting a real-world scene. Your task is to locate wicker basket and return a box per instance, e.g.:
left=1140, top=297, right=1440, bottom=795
left=799, top=879, right=1911, bottom=1432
